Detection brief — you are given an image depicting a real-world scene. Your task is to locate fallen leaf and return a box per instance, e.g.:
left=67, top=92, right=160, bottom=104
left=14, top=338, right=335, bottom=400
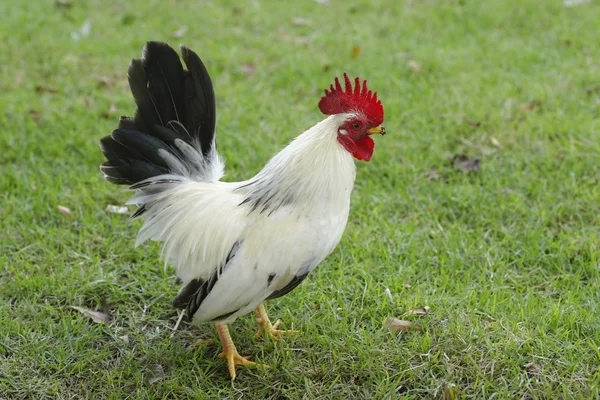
left=71, top=19, right=91, bottom=41
left=452, top=154, right=480, bottom=173
left=97, top=76, right=113, bottom=88
left=240, top=62, right=256, bottom=75
left=147, top=364, right=164, bottom=384
left=407, top=60, right=422, bottom=72
left=70, top=306, right=112, bottom=324
left=405, top=306, right=430, bottom=316
left=173, top=26, right=187, bottom=38
left=585, top=86, right=600, bottom=96
left=490, top=136, right=503, bottom=148
left=279, top=33, right=310, bottom=45
left=518, top=100, right=541, bottom=112
left=55, top=0, right=72, bottom=8
left=106, top=204, right=129, bottom=214
left=563, top=0, right=590, bottom=6
left=103, top=104, right=118, bottom=119
left=383, top=318, right=420, bottom=333
left=444, top=384, right=461, bottom=400
left=293, top=37, right=310, bottom=45
left=523, top=362, right=542, bottom=377
left=424, top=169, right=445, bottom=181
left=35, top=85, right=58, bottom=94
left=383, top=287, right=393, bottom=302
left=57, top=205, right=72, bottom=218
left=465, top=118, right=480, bottom=128
left=351, top=46, right=361, bottom=58
left=28, top=109, right=40, bottom=121
left=292, top=17, right=311, bottom=25
left=119, top=335, right=130, bottom=344
left=394, top=52, right=411, bottom=59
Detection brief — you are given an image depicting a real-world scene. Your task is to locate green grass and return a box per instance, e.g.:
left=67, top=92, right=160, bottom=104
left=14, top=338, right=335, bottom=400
left=2, top=0, right=600, bottom=398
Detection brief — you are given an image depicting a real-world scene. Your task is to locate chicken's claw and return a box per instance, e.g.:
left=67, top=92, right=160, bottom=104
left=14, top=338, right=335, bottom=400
left=254, top=304, right=298, bottom=340
left=216, top=323, right=266, bottom=380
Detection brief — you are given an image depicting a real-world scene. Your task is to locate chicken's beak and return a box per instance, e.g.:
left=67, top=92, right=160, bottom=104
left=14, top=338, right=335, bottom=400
left=367, top=126, right=386, bottom=136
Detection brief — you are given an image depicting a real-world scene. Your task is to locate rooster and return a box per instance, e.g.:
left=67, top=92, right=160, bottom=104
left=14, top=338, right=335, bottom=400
left=99, top=41, right=385, bottom=379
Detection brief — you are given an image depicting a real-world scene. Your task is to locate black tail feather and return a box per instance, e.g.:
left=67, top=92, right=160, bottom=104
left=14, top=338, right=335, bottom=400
left=99, top=41, right=217, bottom=186
left=180, top=45, right=216, bottom=156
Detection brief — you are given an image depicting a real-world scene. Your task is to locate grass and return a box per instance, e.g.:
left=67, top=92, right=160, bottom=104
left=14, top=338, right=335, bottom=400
left=1, top=0, right=600, bottom=398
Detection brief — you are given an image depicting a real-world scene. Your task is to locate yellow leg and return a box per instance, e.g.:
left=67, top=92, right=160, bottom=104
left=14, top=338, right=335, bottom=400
left=253, top=303, right=298, bottom=340
left=216, top=323, right=263, bottom=380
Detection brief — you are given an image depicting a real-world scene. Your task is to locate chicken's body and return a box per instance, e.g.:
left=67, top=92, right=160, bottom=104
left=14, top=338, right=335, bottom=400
left=137, top=115, right=356, bottom=324
left=100, top=42, right=384, bottom=379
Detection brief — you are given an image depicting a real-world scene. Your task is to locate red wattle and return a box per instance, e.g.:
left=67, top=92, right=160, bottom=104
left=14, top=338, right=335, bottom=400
left=337, top=135, right=374, bottom=162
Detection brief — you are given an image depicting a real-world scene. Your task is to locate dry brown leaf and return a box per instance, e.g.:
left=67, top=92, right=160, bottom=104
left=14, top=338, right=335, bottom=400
left=351, top=46, right=361, bottom=58
left=383, top=318, right=420, bottom=333
left=104, top=104, right=118, bottom=119
left=406, top=306, right=430, bottom=316
left=55, top=0, right=72, bottom=8
left=490, top=136, right=503, bottom=148
left=465, top=118, right=480, bottom=128
left=294, top=37, right=310, bottom=45
left=240, top=62, right=256, bottom=75
left=57, top=205, right=72, bottom=218
left=407, top=60, right=422, bottom=72
left=97, top=76, right=113, bottom=88
left=585, top=86, right=600, bottom=96
left=292, top=17, right=312, bottom=25
left=279, top=33, right=310, bottom=45
left=523, top=362, right=542, bottom=376
left=147, top=364, right=164, bottom=384
left=452, top=154, right=480, bottom=173
left=35, top=85, right=58, bottom=94
left=518, top=100, right=541, bottom=112
left=444, top=384, right=461, bottom=400
left=29, top=109, right=40, bottom=121
left=70, top=306, right=112, bottom=324
left=173, top=26, right=187, bottom=38
left=424, top=169, right=445, bottom=181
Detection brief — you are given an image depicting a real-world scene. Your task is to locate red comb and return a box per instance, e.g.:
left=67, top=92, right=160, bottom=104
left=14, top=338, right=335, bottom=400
left=318, top=73, right=384, bottom=126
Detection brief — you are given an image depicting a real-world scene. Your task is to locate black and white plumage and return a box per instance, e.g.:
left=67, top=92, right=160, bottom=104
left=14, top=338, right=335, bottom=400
left=100, top=41, right=385, bottom=378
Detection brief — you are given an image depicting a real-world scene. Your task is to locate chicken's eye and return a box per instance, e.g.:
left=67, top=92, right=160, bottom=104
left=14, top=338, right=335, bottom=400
left=352, top=123, right=360, bottom=129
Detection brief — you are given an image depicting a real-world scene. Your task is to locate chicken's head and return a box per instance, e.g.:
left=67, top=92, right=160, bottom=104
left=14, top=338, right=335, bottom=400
left=318, top=73, right=385, bottom=162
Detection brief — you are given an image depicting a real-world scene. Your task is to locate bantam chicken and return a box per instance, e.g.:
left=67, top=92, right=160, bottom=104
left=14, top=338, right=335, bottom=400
left=100, top=41, right=385, bottom=379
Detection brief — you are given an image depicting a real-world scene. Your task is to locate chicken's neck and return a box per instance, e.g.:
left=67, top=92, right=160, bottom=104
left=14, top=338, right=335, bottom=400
left=238, top=115, right=357, bottom=214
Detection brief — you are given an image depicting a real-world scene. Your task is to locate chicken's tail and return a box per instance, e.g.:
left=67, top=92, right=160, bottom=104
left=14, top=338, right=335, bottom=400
left=99, top=41, right=223, bottom=199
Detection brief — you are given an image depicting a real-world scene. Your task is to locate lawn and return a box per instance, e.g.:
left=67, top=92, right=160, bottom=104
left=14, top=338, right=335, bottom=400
left=1, top=0, right=600, bottom=398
